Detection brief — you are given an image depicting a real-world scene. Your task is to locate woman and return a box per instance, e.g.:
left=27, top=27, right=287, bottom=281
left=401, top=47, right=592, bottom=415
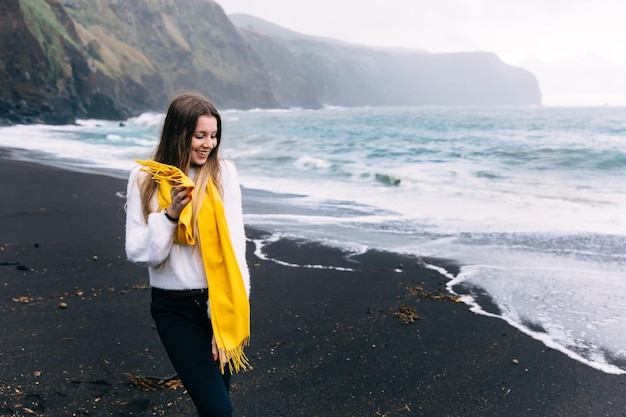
left=125, top=92, right=250, bottom=417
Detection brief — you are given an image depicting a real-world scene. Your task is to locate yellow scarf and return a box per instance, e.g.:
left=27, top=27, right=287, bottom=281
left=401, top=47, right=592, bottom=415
left=136, top=159, right=250, bottom=373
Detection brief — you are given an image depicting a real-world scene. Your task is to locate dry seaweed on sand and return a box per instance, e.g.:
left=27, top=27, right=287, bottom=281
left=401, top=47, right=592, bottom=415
left=394, top=304, right=422, bottom=324
left=123, top=373, right=184, bottom=391
left=408, top=284, right=461, bottom=303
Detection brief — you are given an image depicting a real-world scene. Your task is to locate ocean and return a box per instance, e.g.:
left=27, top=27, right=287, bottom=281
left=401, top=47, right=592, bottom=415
left=1, top=105, right=625, bottom=375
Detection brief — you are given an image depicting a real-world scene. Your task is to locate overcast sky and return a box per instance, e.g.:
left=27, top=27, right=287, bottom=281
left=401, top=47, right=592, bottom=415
left=217, top=0, right=626, bottom=106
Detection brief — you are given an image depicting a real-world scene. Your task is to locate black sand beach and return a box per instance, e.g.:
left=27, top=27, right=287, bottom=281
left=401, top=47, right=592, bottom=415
left=1, top=153, right=625, bottom=417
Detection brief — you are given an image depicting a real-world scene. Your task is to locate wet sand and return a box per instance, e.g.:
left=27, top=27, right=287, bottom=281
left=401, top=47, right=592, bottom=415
left=1, top=154, right=625, bottom=416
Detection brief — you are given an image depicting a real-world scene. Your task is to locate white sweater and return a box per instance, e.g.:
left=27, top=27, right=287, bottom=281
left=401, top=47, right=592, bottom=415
left=125, top=160, right=250, bottom=296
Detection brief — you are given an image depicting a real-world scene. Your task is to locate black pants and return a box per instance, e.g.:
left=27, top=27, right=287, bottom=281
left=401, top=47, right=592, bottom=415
left=151, top=288, right=232, bottom=417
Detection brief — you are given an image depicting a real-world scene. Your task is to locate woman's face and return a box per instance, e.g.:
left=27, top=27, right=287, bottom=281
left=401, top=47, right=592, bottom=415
left=190, top=115, right=218, bottom=166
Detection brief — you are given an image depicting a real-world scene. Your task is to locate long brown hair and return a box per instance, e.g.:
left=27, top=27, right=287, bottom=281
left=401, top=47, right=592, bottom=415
left=139, top=92, right=223, bottom=238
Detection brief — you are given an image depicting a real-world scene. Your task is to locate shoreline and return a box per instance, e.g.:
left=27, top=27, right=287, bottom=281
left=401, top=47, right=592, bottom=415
left=1, top=154, right=625, bottom=416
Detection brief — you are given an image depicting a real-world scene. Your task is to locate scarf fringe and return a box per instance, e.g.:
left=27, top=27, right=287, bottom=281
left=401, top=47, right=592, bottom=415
left=219, top=337, right=251, bottom=374
left=137, top=159, right=194, bottom=187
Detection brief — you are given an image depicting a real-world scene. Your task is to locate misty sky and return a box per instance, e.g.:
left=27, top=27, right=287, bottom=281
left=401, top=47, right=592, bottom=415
left=217, top=0, right=626, bottom=106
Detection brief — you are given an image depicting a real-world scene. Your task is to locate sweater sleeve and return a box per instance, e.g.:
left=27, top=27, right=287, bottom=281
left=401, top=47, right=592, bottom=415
left=221, top=160, right=251, bottom=297
left=125, top=166, right=178, bottom=267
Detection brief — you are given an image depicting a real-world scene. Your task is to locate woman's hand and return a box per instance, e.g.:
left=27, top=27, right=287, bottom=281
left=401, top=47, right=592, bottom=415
left=211, top=334, right=219, bottom=361
left=166, top=186, right=192, bottom=219
left=211, top=335, right=231, bottom=364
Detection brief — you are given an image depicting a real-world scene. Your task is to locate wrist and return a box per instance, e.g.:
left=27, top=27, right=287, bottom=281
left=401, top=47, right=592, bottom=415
left=164, top=209, right=179, bottom=223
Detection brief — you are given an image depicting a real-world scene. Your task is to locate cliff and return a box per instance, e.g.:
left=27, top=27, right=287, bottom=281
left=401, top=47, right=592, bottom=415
left=0, top=1, right=541, bottom=126
left=230, top=14, right=542, bottom=108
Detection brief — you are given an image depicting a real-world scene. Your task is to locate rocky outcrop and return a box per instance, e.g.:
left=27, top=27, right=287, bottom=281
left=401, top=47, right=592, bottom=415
left=0, top=0, right=79, bottom=124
